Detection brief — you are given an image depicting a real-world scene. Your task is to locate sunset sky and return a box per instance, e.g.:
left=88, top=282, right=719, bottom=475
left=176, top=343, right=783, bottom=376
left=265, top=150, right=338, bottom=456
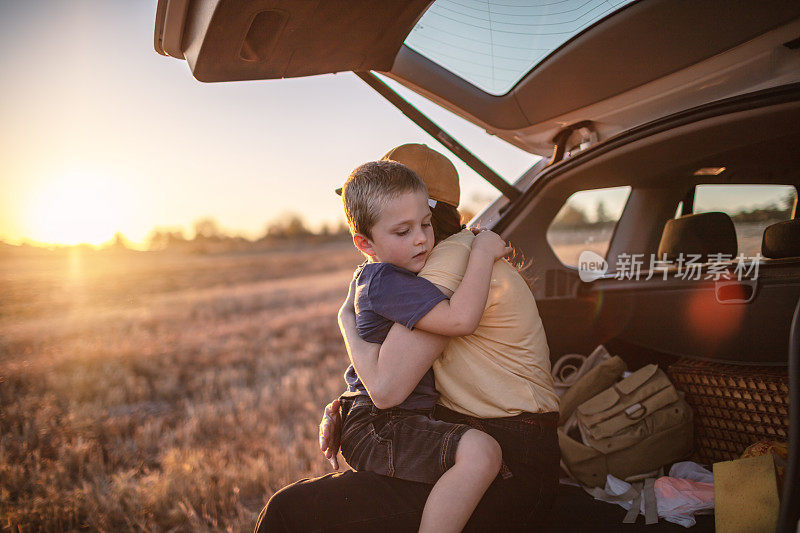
left=0, top=1, right=538, bottom=248
left=2, top=1, right=792, bottom=249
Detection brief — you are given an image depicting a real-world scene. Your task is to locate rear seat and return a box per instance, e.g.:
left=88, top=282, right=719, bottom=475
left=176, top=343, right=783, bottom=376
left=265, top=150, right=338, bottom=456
left=657, top=212, right=737, bottom=262
left=762, top=218, right=800, bottom=259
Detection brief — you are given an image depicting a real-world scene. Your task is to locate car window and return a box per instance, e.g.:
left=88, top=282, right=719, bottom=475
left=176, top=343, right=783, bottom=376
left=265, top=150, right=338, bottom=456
left=404, top=0, right=638, bottom=95
left=547, top=186, right=631, bottom=267
left=693, top=184, right=796, bottom=257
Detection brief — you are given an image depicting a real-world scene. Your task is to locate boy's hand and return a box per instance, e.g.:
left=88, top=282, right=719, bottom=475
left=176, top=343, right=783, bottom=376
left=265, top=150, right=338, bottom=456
left=472, top=230, right=511, bottom=261
left=319, top=399, right=342, bottom=470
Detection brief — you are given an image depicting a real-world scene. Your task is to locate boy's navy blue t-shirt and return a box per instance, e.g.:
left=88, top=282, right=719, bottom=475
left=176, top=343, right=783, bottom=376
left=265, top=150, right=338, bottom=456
left=344, top=262, right=447, bottom=410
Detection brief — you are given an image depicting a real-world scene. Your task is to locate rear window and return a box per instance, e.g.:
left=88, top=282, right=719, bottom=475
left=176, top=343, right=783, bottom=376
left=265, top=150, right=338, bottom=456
left=693, top=184, right=796, bottom=257
left=547, top=186, right=631, bottom=266
left=404, top=0, right=638, bottom=95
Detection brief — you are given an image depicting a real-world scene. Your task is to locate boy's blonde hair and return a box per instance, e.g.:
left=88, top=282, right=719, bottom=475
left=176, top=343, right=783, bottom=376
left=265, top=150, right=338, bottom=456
left=342, top=160, right=428, bottom=239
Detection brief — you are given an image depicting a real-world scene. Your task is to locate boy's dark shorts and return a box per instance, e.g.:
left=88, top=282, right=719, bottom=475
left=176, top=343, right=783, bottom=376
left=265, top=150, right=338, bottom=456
left=339, top=395, right=471, bottom=485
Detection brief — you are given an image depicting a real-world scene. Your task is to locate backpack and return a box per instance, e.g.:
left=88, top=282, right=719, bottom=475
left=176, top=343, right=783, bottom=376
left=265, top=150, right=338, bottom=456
left=558, top=356, right=693, bottom=489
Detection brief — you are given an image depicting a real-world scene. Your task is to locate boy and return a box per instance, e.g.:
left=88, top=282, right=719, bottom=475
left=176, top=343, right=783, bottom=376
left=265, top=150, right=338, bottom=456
left=338, top=160, right=509, bottom=533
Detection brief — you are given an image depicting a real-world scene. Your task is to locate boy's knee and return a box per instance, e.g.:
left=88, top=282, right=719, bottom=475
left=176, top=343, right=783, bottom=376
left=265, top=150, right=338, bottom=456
left=456, top=429, right=502, bottom=476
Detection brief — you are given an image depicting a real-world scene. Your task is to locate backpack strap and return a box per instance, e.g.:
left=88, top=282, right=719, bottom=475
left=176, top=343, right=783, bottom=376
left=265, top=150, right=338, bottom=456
left=643, top=477, right=658, bottom=524
left=582, top=484, right=639, bottom=503
left=623, top=482, right=644, bottom=523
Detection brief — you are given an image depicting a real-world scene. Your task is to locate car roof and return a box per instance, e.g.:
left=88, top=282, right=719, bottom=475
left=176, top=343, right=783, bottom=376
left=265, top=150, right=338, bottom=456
left=155, top=0, right=800, bottom=157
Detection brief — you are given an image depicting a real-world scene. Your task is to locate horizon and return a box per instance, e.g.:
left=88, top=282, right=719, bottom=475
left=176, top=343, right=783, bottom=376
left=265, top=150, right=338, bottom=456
left=2, top=192, right=791, bottom=253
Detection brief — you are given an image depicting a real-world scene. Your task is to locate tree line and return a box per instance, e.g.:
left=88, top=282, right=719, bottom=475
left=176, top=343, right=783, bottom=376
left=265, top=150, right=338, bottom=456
left=550, top=193, right=795, bottom=230
left=145, top=214, right=351, bottom=251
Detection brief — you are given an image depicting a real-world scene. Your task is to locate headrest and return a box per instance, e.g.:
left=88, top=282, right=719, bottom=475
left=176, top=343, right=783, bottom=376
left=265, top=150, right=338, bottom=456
left=658, top=212, right=738, bottom=261
left=761, top=219, right=800, bottom=259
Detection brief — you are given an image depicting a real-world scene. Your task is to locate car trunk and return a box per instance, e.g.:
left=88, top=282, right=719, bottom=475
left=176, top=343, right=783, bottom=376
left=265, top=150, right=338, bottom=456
left=491, top=86, right=800, bottom=531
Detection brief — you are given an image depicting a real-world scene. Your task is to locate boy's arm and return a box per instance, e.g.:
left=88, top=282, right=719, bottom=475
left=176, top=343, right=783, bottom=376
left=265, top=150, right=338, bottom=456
left=413, top=230, right=509, bottom=337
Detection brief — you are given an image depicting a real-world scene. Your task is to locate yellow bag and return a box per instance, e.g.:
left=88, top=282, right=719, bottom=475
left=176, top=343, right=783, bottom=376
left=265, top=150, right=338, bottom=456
left=714, top=454, right=781, bottom=533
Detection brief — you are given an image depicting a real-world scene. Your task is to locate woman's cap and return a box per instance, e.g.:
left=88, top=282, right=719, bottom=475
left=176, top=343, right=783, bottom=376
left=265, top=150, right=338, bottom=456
left=380, top=144, right=460, bottom=208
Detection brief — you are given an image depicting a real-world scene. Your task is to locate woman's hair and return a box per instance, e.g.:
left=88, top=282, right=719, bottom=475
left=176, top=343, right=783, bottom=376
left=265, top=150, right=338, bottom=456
left=430, top=202, right=463, bottom=244
left=506, top=249, right=537, bottom=293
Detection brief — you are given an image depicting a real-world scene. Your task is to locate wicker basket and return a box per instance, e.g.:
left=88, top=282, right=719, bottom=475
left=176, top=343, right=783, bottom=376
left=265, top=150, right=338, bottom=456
left=666, top=358, right=789, bottom=464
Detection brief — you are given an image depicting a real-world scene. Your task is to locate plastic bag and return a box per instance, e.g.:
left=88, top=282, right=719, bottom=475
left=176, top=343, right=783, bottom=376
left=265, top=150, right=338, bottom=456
left=593, top=462, right=714, bottom=527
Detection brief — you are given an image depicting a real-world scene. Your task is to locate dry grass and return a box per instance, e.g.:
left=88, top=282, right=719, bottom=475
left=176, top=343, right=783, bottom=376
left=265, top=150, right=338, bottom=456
left=0, top=241, right=364, bottom=532
left=2, top=223, right=766, bottom=531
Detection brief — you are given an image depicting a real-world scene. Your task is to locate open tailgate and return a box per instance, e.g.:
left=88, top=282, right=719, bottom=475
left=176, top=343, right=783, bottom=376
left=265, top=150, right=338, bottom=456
left=154, top=0, right=431, bottom=82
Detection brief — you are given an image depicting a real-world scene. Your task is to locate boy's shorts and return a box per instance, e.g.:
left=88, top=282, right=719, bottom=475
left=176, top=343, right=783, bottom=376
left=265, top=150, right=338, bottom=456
left=339, top=395, right=472, bottom=485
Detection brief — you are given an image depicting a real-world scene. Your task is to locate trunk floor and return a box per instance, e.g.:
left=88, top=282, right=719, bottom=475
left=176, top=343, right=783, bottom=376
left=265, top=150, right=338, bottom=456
left=544, top=483, right=715, bottom=532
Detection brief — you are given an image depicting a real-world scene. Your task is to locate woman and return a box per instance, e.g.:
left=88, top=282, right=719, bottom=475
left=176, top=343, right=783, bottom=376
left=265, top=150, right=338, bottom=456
left=255, top=144, right=560, bottom=532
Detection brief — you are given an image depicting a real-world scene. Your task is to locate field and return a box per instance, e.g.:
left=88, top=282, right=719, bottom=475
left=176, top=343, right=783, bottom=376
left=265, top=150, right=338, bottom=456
left=0, top=223, right=768, bottom=531
left=0, top=241, right=364, bottom=532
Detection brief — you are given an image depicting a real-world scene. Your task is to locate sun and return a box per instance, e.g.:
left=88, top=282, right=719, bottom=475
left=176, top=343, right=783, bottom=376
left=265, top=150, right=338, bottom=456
left=26, top=170, right=128, bottom=246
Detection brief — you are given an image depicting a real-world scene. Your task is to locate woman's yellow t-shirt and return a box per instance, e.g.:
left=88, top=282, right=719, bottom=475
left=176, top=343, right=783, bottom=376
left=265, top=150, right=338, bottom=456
left=418, top=229, right=559, bottom=418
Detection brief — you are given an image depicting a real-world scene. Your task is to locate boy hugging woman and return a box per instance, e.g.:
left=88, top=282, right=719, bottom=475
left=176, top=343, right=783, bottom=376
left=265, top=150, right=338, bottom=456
left=337, top=157, right=510, bottom=533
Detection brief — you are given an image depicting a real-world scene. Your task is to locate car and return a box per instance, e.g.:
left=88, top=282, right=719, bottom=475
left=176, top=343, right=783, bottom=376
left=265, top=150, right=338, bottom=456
left=154, top=1, right=799, bottom=530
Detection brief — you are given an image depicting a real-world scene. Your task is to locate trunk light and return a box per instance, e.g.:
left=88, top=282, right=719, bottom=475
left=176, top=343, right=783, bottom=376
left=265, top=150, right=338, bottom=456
left=694, top=167, right=726, bottom=176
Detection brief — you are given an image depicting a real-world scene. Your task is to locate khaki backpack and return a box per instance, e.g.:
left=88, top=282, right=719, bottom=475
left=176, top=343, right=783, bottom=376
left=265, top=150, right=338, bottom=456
left=558, top=356, right=693, bottom=488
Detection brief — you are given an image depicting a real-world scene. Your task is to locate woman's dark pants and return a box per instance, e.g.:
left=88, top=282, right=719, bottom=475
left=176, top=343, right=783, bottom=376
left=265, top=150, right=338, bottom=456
left=254, top=405, right=560, bottom=532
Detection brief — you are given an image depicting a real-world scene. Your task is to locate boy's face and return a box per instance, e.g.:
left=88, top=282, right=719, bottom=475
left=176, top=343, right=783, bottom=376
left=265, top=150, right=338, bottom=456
left=358, top=190, right=434, bottom=273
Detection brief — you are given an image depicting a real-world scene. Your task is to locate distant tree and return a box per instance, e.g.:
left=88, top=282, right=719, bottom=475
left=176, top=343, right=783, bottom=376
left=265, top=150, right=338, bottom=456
left=780, top=191, right=797, bottom=213
left=193, top=217, right=222, bottom=240
left=108, top=232, right=131, bottom=250
left=167, top=231, right=187, bottom=247
left=263, top=213, right=312, bottom=240
left=264, top=222, right=283, bottom=240
left=730, top=194, right=796, bottom=223
left=285, top=215, right=311, bottom=238
left=147, top=227, right=187, bottom=250
left=335, top=221, right=351, bottom=236
left=147, top=230, right=166, bottom=250
left=551, top=203, right=589, bottom=228
left=595, top=201, right=610, bottom=223
left=728, top=191, right=796, bottom=224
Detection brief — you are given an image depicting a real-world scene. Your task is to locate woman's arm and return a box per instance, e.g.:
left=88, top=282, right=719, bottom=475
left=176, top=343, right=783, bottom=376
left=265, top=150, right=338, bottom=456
left=322, top=302, right=445, bottom=466
left=337, top=279, right=379, bottom=377
left=339, top=292, right=449, bottom=409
